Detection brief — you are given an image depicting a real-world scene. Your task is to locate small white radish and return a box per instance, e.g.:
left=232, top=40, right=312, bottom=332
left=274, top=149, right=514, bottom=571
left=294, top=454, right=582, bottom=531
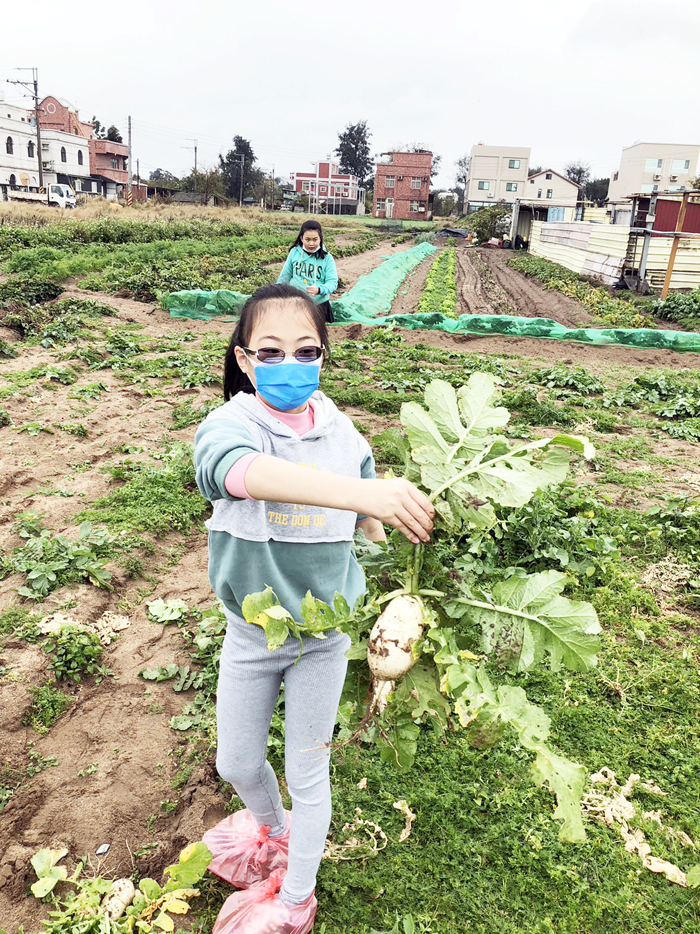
left=367, top=594, right=424, bottom=682
left=101, top=878, right=135, bottom=919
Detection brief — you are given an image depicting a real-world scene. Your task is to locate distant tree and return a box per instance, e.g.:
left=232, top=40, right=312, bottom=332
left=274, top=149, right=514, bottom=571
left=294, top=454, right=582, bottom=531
left=528, top=165, right=543, bottom=177
left=454, top=154, right=470, bottom=213
left=182, top=166, right=226, bottom=203
left=149, top=168, right=181, bottom=187
left=466, top=204, right=511, bottom=242
left=564, top=161, right=591, bottom=189
left=584, top=177, right=609, bottom=203
left=691, top=174, right=700, bottom=190
left=220, top=136, right=257, bottom=201
left=91, top=117, right=122, bottom=143
left=335, top=121, right=373, bottom=187
left=433, top=191, right=456, bottom=217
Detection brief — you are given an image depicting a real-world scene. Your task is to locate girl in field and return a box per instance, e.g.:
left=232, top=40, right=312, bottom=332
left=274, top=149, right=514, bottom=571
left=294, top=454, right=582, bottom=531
left=276, top=220, right=338, bottom=323
left=194, top=283, right=433, bottom=934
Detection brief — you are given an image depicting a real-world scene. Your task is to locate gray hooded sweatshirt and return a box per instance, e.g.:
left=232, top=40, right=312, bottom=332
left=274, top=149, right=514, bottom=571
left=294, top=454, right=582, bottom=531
left=194, top=391, right=375, bottom=621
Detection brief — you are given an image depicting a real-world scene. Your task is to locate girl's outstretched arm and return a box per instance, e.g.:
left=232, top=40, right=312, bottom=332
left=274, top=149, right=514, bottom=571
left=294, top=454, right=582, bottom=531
left=243, top=455, right=433, bottom=544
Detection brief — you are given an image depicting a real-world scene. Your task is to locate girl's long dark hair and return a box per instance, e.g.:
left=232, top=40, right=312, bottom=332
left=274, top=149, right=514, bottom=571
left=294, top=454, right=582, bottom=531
left=223, top=284, right=330, bottom=400
left=291, top=219, right=327, bottom=258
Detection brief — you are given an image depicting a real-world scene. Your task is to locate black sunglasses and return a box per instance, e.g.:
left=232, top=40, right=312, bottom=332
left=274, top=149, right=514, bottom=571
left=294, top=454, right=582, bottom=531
left=242, top=345, right=324, bottom=365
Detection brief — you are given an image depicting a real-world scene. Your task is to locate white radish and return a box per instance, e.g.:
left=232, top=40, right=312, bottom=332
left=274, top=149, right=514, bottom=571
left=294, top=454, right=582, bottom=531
left=101, top=878, right=135, bottom=919
left=367, top=595, right=424, bottom=681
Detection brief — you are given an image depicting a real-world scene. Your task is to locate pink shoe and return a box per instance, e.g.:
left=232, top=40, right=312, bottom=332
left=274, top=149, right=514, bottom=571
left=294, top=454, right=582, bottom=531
left=203, top=809, right=291, bottom=889
left=213, top=873, right=317, bottom=934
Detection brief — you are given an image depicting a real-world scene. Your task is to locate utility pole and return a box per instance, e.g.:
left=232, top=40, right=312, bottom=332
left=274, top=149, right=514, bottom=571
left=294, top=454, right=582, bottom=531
left=8, top=67, right=47, bottom=204
left=127, top=115, right=133, bottom=205
left=239, top=154, right=245, bottom=206
left=186, top=138, right=198, bottom=193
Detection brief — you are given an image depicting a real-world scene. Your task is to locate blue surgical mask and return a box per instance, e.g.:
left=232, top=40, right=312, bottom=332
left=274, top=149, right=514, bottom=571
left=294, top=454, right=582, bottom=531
left=253, top=360, right=321, bottom=411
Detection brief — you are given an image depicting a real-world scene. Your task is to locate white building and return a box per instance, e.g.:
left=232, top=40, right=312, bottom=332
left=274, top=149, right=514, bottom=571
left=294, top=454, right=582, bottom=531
left=607, top=141, right=700, bottom=202
left=525, top=169, right=580, bottom=207
left=1, top=92, right=90, bottom=197
left=465, top=144, right=530, bottom=209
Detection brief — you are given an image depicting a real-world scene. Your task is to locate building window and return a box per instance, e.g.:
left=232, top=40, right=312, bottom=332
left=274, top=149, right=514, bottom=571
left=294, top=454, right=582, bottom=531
left=506, top=182, right=518, bottom=192
left=530, top=178, right=535, bottom=184
left=385, top=175, right=395, bottom=188
left=27, top=141, right=35, bottom=158
left=546, top=189, right=553, bottom=199
left=508, top=159, right=520, bottom=169
left=672, top=159, right=690, bottom=172
left=644, top=158, right=663, bottom=172
left=376, top=198, right=386, bottom=210
left=613, top=171, right=619, bottom=181
left=409, top=200, right=420, bottom=211
left=478, top=181, right=490, bottom=190
left=302, top=181, right=310, bottom=192
left=111, top=158, right=119, bottom=169
left=320, top=186, right=327, bottom=193
left=537, top=189, right=542, bottom=198
left=60, top=147, right=67, bottom=162
left=411, top=177, right=421, bottom=189
left=9, top=174, right=16, bottom=186
left=78, top=150, right=83, bottom=166
left=545, top=173, right=552, bottom=179
left=6, top=136, right=13, bottom=155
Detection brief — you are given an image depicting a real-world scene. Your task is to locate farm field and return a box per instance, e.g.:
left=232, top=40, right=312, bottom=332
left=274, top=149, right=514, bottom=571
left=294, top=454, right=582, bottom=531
left=0, top=205, right=699, bottom=934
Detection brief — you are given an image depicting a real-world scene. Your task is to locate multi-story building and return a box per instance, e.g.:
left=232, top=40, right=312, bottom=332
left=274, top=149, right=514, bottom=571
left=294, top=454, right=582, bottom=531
left=38, top=96, right=129, bottom=200
left=373, top=151, right=432, bottom=220
left=290, top=159, right=364, bottom=214
left=465, top=144, right=530, bottom=209
left=607, top=142, right=700, bottom=202
left=1, top=92, right=90, bottom=197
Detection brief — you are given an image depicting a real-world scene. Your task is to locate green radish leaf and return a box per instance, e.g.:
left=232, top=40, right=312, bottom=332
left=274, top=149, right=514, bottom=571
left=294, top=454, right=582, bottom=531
left=164, top=842, right=212, bottom=888
left=394, top=664, right=451, bottom=726
left=400, top=401, right=451, bottom=454
left=378, top=713, right=420, bottom=771
left=459, top=571, right=601, bottom=673
left=423, top=379, right=466, bottom=442
left=444, top=663, right=587, bottom=842
left=455, top=373, right=510, bottom=438
left=139, top=877, right=163, bottom=900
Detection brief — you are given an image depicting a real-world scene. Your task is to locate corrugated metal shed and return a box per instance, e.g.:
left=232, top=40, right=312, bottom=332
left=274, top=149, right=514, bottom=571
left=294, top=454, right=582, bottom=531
left=530, top=220, right=700, bottom=290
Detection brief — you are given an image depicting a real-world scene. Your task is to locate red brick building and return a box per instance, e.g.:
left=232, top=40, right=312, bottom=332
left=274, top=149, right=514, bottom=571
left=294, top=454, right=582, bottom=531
left=290, top=159, right=364, bottom=214
left=38, top=96, right=129, bottom=199
left=373, top=151, right=432, bottom=220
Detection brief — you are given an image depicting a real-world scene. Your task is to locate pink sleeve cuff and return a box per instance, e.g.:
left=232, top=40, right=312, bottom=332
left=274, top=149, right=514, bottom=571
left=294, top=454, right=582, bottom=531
left=224, top=452, right=263, bottom=499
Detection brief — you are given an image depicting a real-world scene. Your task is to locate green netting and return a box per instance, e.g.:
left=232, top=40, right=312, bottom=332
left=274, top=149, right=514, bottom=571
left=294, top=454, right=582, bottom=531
left=161, top=244, right=700, bottom=353
left=333, top=310, right=700, bottom=353
left=164, top=288, right=248, bottom=320
left=331, top=242, right=437, bottom=320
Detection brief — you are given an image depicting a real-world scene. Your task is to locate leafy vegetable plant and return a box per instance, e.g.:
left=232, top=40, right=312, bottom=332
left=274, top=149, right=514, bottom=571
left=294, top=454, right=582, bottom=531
left=30, top=841, right=212, bottom=932
left=243, top=375, right=599, bottom=842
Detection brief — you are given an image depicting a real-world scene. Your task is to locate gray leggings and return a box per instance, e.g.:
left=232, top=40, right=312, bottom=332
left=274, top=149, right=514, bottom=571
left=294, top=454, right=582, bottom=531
left=216, top=610, right=350, bottom=905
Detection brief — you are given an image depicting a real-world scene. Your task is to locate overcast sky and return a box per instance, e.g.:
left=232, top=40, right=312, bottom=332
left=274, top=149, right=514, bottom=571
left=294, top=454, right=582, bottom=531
left=2, top=0, right=698, bottom=189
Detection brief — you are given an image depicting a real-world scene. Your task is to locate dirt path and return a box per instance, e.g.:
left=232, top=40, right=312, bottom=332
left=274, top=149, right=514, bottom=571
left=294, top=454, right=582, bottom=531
left=475, top=248, right=597, bottom=327
left=456, top=248, right=497, bottom=316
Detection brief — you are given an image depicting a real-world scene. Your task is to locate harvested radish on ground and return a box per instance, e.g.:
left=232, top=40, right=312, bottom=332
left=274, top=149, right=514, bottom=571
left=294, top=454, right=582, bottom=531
left=101, top=878, right=135, bottom=919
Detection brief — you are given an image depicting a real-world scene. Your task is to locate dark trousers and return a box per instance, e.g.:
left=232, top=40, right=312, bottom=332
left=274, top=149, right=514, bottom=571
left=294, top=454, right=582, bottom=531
left=319, top=301, right=334, bottom=323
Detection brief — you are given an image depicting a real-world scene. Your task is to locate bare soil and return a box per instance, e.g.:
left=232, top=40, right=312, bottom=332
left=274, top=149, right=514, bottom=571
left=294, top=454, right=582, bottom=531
left=1, top=237, right=699, bottom=932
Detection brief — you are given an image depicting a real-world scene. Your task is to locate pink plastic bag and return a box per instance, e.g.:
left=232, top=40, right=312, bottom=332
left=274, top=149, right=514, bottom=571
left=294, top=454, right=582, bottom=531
left=213, top=873, right=317, bottom=934
left=203, top=809, right=291, bottom=889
